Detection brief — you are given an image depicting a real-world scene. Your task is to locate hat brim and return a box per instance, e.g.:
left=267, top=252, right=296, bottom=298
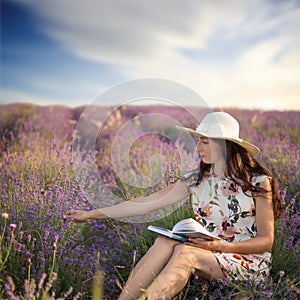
left=176, top=125, right=260, bottom=156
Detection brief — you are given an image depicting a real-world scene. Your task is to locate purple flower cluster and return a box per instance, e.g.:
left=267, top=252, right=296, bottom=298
left=0, top=104, right=299, bottom=299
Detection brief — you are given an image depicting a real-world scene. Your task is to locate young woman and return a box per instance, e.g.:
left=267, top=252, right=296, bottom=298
left=64, top=112, right=283, bottom=300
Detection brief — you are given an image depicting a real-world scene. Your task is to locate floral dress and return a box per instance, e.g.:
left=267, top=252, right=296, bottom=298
left=182, top=170, right=272, bottom=282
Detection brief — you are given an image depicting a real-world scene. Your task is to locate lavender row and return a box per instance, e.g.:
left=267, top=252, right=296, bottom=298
left=0, top=104, right=299, bottom=299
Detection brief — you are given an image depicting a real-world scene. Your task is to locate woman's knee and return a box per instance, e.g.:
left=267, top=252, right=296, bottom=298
left=173, top=243, right=193, bottom=255
left=172, top=244, right=224, bottom=280
left=172, top=243, right=209, bottom=265
left=153, top=236, right=179, bottom=248
left=172, top=243, right=195, bottom=265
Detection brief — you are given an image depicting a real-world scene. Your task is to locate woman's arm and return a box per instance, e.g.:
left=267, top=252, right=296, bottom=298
left=64, top=179, right=190, bottom=222
left=187, top=178, right=275, bottom=254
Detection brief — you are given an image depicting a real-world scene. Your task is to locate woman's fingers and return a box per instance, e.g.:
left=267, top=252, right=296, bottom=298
left=185, top=239, right=205, bottom=248
left=64, top=210, right=92, bottom=223
left=66, top=209, right=77, bottom=216
left=185, top=238, right=213, bottom=249
left=185, top=238, right=224, bottom=252
left=63, top=210, right=73, bottom=219
left=63, top=210, right=81, bottom=222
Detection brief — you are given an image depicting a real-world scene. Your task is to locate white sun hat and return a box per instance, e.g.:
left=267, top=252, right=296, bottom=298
left=176, top=111, right=260, bottom=156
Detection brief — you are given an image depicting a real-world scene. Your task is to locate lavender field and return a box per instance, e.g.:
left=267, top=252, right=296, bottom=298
left=0, top=104, right=299, bottom=299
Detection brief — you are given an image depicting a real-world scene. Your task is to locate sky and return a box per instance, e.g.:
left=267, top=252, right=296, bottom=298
left=1, top=0, right=300, bottom=110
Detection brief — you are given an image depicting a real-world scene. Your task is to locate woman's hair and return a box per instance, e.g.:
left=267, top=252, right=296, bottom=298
left=196, top=139, right=284, bottom=220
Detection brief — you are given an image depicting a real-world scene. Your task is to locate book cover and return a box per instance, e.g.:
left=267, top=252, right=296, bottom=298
left=147, top=218, right=220, bottom=242
left=147, top=225, right=189, bottom=242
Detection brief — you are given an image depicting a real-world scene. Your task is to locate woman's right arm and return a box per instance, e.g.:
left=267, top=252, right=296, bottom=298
left=64, top=179, right=190, bottom=222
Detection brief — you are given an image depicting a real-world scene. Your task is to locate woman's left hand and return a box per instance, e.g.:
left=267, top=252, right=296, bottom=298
left=185, top=238, right=225, bottom=252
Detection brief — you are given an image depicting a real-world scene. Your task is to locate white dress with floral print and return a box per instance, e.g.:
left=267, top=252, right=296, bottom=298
left=185, top=171, right=272, bottom=282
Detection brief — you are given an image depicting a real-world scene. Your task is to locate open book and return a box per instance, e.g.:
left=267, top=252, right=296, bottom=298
left=147, top=218, right=221, bottom=243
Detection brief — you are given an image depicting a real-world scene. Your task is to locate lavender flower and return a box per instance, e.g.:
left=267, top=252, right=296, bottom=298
left=1, top=104, right=299, bottom=299
left=9, top=224, right=17, bottom=230
left=279, top=271, right=285, bottom=277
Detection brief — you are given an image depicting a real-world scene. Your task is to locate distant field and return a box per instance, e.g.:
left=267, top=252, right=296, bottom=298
left=1, top=104, right=299, bottom=299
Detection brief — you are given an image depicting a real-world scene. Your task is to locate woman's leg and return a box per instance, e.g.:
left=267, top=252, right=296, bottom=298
left=143, top=243, right=225, bottom=300
left=119, top=236, right=180, bottom=300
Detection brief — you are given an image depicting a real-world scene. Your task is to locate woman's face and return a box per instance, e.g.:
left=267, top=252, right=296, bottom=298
left=196, top=136, right=225, bottom=165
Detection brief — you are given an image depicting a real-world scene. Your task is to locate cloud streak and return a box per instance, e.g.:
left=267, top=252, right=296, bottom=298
left=4, top=0, right=300, bottom=109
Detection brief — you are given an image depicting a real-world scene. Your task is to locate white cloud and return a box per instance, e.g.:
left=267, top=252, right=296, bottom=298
left=8, top=0, right=300, bottom=110
left=16, top=0, right=203, bottom=66
left=15, top=0, right=264, bottom=66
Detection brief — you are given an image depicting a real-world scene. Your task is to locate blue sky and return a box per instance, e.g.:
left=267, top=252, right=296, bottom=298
left=1, top=0, right=300, bottom=110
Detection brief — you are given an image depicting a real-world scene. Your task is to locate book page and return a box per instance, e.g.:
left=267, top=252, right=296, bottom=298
left=172, top=218, right=203, bottom=232
left=172, top=218, right=220, bottom=240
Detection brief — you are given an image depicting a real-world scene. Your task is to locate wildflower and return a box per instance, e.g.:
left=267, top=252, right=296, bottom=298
left=279, top=188, right=287, bottom=202
left=53, top=241, right=58, bottom=250
left=9, top=224, right=17, bottom=230
left=279, top=270, right=285, bottom=277
left=285, top=236, right=294, bottom=251
left=267, top=291, right=273, bottom=298
left=27, top=234, right=32, bottom=243
left=2, top=213, right=9, bottom=220
left=19, top=231, right=24, bottom=240
left=5, top=276, right=16, bottom=298
left=38, top=273, right=47, bottom=290
left=17, top=243, right=25, bottom=252
left=53, top=235, right=59, bottom=250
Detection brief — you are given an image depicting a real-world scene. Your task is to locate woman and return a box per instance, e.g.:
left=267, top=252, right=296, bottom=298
left=64, top=112, right=283, bottom=299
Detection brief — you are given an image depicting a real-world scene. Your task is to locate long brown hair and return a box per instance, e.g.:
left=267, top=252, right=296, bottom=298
left=196, top=139, right=284, bottom=220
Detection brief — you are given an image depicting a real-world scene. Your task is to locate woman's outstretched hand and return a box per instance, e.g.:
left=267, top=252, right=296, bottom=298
left=63, top=209, right=93, bottom=223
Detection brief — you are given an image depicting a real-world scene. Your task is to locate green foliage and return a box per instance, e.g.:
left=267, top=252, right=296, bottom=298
left=1, top=105, right=299, bottom=299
